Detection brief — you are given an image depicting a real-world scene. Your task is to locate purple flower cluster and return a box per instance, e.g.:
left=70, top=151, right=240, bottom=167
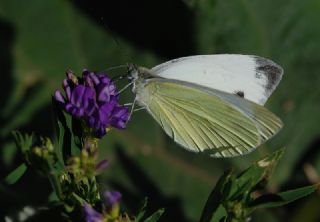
left=84, top=191, right=122, bottom=222
left=54, top=70, right=129, bottom=137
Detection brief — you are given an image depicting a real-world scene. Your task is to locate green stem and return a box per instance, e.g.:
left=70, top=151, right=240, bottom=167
left=49, top=171, right=64, bottom=201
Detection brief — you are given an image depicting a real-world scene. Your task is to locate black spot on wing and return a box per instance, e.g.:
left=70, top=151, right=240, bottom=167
left=235, top=91, right=245, bottom=98
left=254, top=56, right=283, bottom=95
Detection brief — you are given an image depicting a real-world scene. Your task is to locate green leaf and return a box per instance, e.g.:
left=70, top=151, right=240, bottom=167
left=144, top=208, right=165, bottom=222
left=1, top=142, right=17, bottom=166
left=210, top=205, right=227, bottom=222
left=12, top=131, right=34, bottom=153
left=52, top=98, right=67, bottom=165
left=135, top=198, right=148, bottom=221
left=199, top=171, right=232, bottom=222
left=250, top=183, right=320, bottom=208
left=228, top=148, right=285, bottom=200
left=4, top=163, right=27, bottom=185
left=52, top=98, right=81, bottom=162
left=48, top=191, right=60, bottom=202
left=135, top=198, right=164, bottom=222
left=199, top=149, right=289, bottom=221
left=70, top=117, right=82, bottom=156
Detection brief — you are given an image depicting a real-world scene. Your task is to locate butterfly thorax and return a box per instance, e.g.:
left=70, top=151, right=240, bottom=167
left=126, top=64, right=155, bottom=107
left=128, top=64, right=155, bottom=94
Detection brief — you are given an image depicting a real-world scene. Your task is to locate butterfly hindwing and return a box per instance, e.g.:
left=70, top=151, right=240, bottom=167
left=138, top=78, right=280, bottom=157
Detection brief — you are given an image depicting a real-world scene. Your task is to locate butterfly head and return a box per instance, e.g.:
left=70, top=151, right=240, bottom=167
left=127, top=63, right=139, bottom=82
left=127, top=64, right=154, bottom=93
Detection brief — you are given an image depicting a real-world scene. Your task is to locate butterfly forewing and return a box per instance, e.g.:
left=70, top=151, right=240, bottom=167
left=140, top=79, right=272, bottom=157
left=151, top=54, right=283, bottom=105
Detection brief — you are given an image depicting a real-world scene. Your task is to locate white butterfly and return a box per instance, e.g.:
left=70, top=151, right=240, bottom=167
left=127, top=54, right=283, bottom=158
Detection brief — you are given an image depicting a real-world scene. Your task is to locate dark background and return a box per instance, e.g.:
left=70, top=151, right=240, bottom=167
left=0, top=0, right=320, bottom=221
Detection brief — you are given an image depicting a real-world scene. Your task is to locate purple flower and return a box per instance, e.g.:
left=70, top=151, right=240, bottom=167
left=84, top=204, right=103, bottom=222
left=83, top=191, right=122, bottom=221
left=95, top=159, right=109, bottom=172
left=54, top=69, right=130, bottom=137
left=110, top=106, right=130, bottom=129
left=104, top=191, right=122, bottom=208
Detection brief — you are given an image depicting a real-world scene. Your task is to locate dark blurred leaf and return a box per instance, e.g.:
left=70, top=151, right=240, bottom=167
left=199, top=171, right=231, bottom=222
left=1, top=141, right=17, bottom=166
left=4, top=163, right=27, bottom=185
left=143, top=208, right=165, bottom=222
left=290, top=194, right=320, bottom=222
left=250, top=183, right=320, bottom=208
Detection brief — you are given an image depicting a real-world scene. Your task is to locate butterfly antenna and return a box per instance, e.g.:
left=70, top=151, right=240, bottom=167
left=101, top=65, right=127, bottom=79
left=100, top=17, right=134, bottom=62
left=103, top=64, right=127, bottom=72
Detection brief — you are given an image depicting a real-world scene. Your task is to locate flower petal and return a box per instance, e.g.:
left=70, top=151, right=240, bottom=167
left=90, top=72, right=100, bottom=85
left=73, top=107, right=85, bottom=118
left=71, top=85, right=86, bottom=107
left=97, top=83, right=117, bottom=102
left=112, top=106, right=129, bottom=119
left=95, top=159, right=109, bottom=171
left=98, top=74, right=111, bottom=84
left=83, top=204, right=103, bottom=222
left=82, top=87, right=96, bottom=114
left=104, top=191, right=122, bottom=207
left=54, top=90, right=65, bottom=104
left=62, top=79, right=73, bottom=101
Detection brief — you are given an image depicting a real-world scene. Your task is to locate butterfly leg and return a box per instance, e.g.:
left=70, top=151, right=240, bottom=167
left=133, top=107, right=146, bottom=112
left=126, top=98, right=136, bottom=121
left=117, top=82, right=133, bottom=94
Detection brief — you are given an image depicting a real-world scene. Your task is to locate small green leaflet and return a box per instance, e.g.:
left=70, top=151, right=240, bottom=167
left=144, top=208, right=165, bottom=222
left=250, top=183, right=320, bottom=208
left=4, top=163, right=27, bottom=185
left=135, top=198, right=164, bottom=222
